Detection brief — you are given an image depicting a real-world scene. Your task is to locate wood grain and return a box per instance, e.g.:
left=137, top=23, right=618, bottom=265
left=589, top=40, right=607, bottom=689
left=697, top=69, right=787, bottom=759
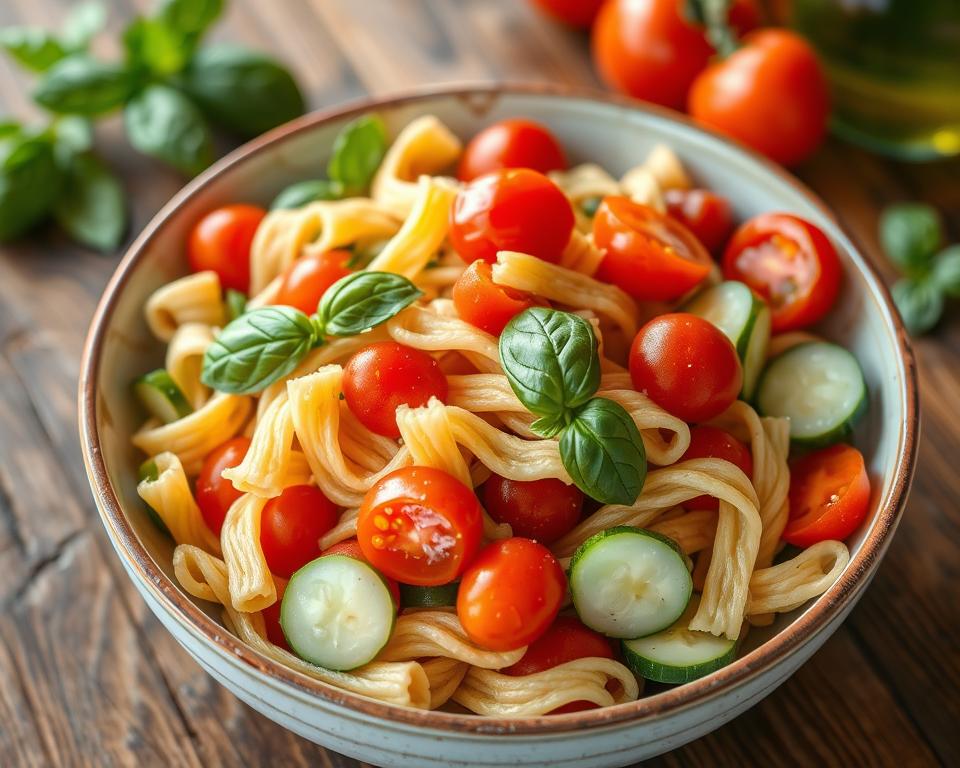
left=0, top=1, right=957, bottom=766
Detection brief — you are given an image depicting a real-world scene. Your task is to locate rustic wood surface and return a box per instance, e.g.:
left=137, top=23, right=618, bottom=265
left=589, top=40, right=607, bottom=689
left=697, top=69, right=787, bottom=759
left=0, top=1, right=957, bottom=766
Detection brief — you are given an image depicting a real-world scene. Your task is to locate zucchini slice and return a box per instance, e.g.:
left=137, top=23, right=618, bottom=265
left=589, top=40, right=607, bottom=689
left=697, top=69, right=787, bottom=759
left=133, top=369, right=192, bottom=423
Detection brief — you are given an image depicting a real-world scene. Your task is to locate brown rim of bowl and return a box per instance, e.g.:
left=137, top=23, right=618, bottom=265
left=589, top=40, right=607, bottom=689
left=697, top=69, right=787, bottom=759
left=78, top=82, right=919, bottom=736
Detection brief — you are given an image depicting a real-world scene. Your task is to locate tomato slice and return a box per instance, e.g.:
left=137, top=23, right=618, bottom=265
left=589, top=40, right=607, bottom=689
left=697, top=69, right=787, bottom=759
left=783, top=444, right=871, bottom=548
left=664, top=188, right=734, bottom=255
left=593, top=196, right=712, bottom=301
left=452, top=260, right=543, bottom=336
left=682, top=426, right=753, bottom=510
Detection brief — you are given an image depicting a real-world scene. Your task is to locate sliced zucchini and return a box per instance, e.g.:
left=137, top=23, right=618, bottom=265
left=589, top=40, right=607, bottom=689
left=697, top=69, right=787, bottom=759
left=756, top=341, right=867, bottom=447
left=569, top=526, right=692, bottom=640
left=622, top=596, right=736, bottom=684
left=138, top=458, right=170, bottom=537
left=280, top=555, right=396, bottom=670
left=399, top=582, right=459, bottom=609
left=133, top=369, right=192, bottom=423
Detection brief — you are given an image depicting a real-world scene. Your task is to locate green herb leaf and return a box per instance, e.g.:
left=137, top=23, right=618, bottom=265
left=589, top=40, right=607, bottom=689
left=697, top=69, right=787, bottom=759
left=124, top=83, right=213, bottom=176
left=0, top=27, right=68, bottom=71
left=53, top=152, right=126, bottom=252
left=0, top=134, right=61, bottom=241
left=61, top=2, right=106, bottom=51
left=580, top=196, right=602, bottom=218
left=179, top=44, right=305, bottom=139
left=51, top=116, right=93, bottom=155
left=0, top=122, right=22, bottom=140
left=932, top=245, right=960, bottom=299
left=33, top=56, right=135, bottom=115
left=201, top=306, right=317, bottom=394
left=123, top=17, right=191, bottom=76
left=225, top=289, right=248, bottom=321
left=270, top=179, right=343, bottom=210
left=316, top=271, right=422, bottom=336
left=327, top=115, right=387, bottom=196
left=498, top=307, right=601, bottom=427
left=559, top=398, right=647, bottom=505
left=880, top=203, right=943, bottom=274
left=892, top=277, right=943, bottom=336
left=157, top=0, right=223, bottom=39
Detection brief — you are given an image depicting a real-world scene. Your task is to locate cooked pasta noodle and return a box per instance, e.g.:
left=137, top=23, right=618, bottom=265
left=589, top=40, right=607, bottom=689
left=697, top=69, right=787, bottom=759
left=387, top=302, right=501, bottom=373
left=221, top=393, right=298, bottom=498
left=650, top=508, right=718, bottom=554
left=379, top=611, right=525, bottom=668
left=422, top=657, right=469, bottom=709
left=165, top=322, right=214, bottom=409
left=221, top=493, right=276, bottom=612
left=138, top=452, right=221, bottom=554
left=145, top=271, right=225, bottom=342
left=747, top=540, right=849, bottom=615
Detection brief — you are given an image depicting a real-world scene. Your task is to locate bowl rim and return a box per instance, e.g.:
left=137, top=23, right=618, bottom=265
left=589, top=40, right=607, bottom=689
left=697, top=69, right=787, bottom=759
left=78, top=81, right=919, bottom=736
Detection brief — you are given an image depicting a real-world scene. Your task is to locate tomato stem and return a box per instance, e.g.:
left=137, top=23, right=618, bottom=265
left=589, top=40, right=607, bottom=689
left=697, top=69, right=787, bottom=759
left=684, top=0, right=739, bottom=58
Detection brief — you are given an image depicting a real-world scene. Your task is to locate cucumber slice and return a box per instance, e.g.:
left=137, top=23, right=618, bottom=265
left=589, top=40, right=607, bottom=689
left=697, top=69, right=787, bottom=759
left=399, top=582, right=458, bottom=609
left=137, top=458, right=171, bottom=537
left=569, top=526, right=692, bottom=640
left=280, top=555, right=396, bottom=670
left=622, top=596, right=736, bottom=684
left=133, top=369, right=193, bottom=423
left=756, top=342, right=867, bottom=447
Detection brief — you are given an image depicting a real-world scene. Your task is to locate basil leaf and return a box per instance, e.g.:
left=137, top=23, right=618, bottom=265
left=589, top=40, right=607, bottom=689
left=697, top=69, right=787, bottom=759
left=270, top=179, right=343, bottom=210
left=932, top=245, right=960, bottom=299
left=33, top=56, right=134, bottom=115
left=179, top=44, right=305, bottom=139
left=225, top=289, right=248, bottom=321
left=53, top=152, right=126, bottom=252
left=51, top=116, right=93, bottom=155
left=892, top=277, right=943, bottom=336
left=123, top=17, right=191, bottom=76
left=157, top=0, right=223, bottom=39
left=61, top=2, right=106, bottom=51
left=0, top=27, right=68, bottom=72
left=317, top=271, right=422, bottom=336
left=0, top=122, right=22, bottom=140
left=327, top=115, right=387, bottom=195
left=201, top=306, right=317, bottom=394
left=0, top=135, right=61, bottom=241
left=124, top=84, right=213, bottom=176
left=560, top=398, right=647, bottom=505
left=880, top=203, right=942, bottom=274
left=499, top=307, right=601, bottom=425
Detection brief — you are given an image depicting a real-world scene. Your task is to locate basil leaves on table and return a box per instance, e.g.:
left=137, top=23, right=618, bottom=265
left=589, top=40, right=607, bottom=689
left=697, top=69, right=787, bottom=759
left=124, top=84, right=213, bottom=176
left=0, top=135, right=62, bottom=240
left=0, top=28, right=69, bottom=72
left=499, top=307, right=647, bottom=505
left=53, top=151, right=126, bottom=252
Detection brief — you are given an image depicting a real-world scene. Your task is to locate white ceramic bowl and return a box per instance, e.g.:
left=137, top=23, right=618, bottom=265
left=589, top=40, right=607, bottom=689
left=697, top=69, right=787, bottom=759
left=79, top=85, right=918, bottom=767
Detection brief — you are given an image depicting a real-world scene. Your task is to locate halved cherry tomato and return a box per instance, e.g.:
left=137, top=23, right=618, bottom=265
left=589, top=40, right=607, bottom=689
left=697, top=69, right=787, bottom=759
left=262, top=600, right=291, bottom=651
left=357, top=467, right=483, bottom=586
left=259, top=485, right=339, bottom=578
left=449, top=168, right=574, bottom=265
left=452, top=260, right=543, bottom=336
left=529, top=0, right=606, bottom=28
left=593, top=196, right=712, bottom=301
left=629, top=313, right=742, bottom=423
left=274, top=249, right=352, bottom=315
left=342, top=342, right=448, bottom=439
left=457, top=537, right=566, bottom=651
left=321, top=538, right=401, bottom=605
left=187, top=204, right=266, bottom=293
left=458, top=119, right=567, bottom=182
left=682, top=426, right=753, bottom=510
left=196, top=436, right=251, bottom=536
left=783, top=444, right=871, bottom=548
left=482, top=475, right=583, bottom=544
left=722, top=213, right=841, bottom=333
left=664, top=188, right=734, bottom=255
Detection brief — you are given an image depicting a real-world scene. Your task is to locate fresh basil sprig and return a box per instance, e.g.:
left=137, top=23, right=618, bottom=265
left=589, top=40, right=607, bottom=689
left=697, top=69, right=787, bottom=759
left=316, top=271, right=423, bottom=337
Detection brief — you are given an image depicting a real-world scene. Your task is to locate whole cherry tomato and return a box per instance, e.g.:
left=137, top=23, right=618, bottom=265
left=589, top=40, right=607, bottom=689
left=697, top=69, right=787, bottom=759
left=664, top=188, right=735, bottom=255
left=357, top=467, right=483, bottom=586
left=449, top=168, right=574, bottom=265
left=196, top=436, right=251, bottom=536
left=342, top=342, right=448, bottom=439
left=688, top=29, right=829, bottom=166
left=274, top=249, right=352, bottom=315
left=452, top=260, right=543, bottom=336
left=259, top=485, right=340, bottom=578
left=261, top=599, right=291, bottom=651
left=629, top=313, right=742, bottom=423
left=457, top=537, right=566, bottom=651
left=187, top=204, right=266, bottom=293
left=593, top=196, right=712, bottom=301
left=321, top=537, right=401, bottom=605
left=682, top=426, right=753, bottom=510
left=722, top=213, right=841, bottom=333
left=458, top=119, right=567, bottom=182
left=482, top=475, right=583, bottom=544
left=529, top=0, right=606, bottom=28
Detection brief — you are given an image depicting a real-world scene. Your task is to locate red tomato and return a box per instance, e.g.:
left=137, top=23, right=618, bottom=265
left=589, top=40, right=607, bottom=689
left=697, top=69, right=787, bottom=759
left=321, top=538, right=401, bottom=605
left=482, top=475, right=583, bottom=544
left=457, top=537, right=566, bottom=651
left=593, top=196, right=712, bottom=301
left=452, top=260, right=543, bottom=336
left=187, top=204, right=266, bottom=293
left=262, top=600, right=290, bottom=652
left=274, top=249, right=352, bottom=315
left=688, top=29, right=829, bottom=166
left=629, top=313, right=742, bottom=423
left=259, top=485, right=339, bottom=578
left=195, top=437, right=251, bottom=536
left=783, top=444, right=871, bottom=548
left=357, top=467, right=483, bottom=586
left=449, top=168, right=574, bottom=265
left=723, top=213, right=841, bottom=333
left=458, top=119, right=567, bottom=182
left=342, top=342, right=448, bottom=439
left=664, top=188, right=735, bottom=255
left=529, top=0, right=605, bottom=28
left=729, top=0, right=761, bottom=35
left=682, top=426, right=753, bottom=510
left=591, top=0, right=713, bottom=110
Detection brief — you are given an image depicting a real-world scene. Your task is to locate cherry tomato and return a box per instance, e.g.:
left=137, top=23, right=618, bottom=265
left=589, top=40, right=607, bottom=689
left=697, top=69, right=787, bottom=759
left=259, top=485, right=339, bottom=579
left=689, top=29, right=829, bottom=166
left=274, top=249, right=352, bottom=315
left=452, top=260, right=543, bottom=336
left=729, top=0, right=761, bottom=36
left=723, top=213, right=841, bottom=333
left=593, top=196, right=712, bottom=301
left=449, top=168, right=574, bottom=265
left=187, top=204, right=266, bottom=293
left=458, top=119, right=567, bottom=182
left=783, top=444, right=871, bottom=548
left=682, top=426, right=753, bottom=510
left=629, top=313, right=742, bottom=423
left=457, top=537, right=566, bottom=651
left=357, top=467, right=483, bottom=586
left=342, top=342, right=449, bottom=439
left=321, top=537, right=401, bottom=605
left=482, top=475, right=583, bottom=544
left=262, top=599, right=291, bottom=652
left=196, top=437, right=251, bottom=536
left=664, top=188, right=735, bottom=255
left=529, top=0, right=605, bottom=28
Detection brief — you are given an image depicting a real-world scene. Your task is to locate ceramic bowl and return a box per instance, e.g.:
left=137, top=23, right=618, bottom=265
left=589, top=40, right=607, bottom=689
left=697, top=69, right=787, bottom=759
left=79, top=85, right=918, bottom=767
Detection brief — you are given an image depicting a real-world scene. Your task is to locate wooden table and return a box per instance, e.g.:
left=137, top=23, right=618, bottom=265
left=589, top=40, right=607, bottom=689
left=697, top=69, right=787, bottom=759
left=1, top=2, right=957, bottom=766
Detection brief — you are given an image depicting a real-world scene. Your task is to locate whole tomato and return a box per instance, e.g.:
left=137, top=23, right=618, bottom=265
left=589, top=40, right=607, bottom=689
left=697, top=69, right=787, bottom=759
left=530, top=0, right=606, bottom=28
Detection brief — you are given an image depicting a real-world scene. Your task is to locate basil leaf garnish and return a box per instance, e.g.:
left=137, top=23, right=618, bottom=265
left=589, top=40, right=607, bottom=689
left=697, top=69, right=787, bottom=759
left=560, top=397, right=647, bottom=506
left=317, top=271, right=422, bottom=337
left=270, top=179, right=342, bottom=210
left=326, top=114, right=387, bottom=196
